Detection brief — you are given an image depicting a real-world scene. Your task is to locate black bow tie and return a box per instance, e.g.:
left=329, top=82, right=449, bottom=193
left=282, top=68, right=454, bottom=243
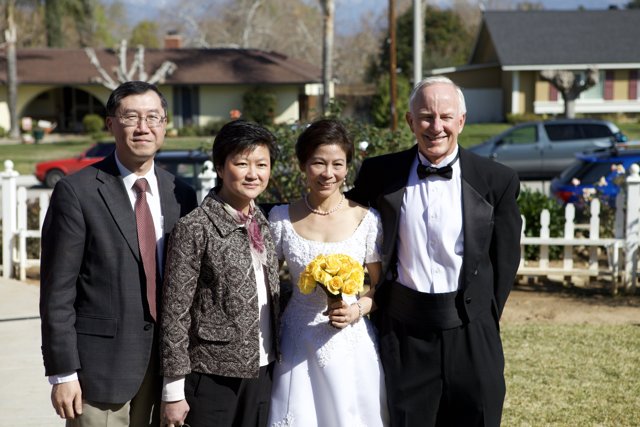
left=416, top=153, right=459, bottom=180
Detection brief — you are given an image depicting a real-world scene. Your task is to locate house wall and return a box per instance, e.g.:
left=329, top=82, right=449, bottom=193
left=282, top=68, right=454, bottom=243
left=519, top=71, right=536, bottom=114
left=613, top=70, right=627, bottom=100
left=0, top=83, right=305, bottom=134
left=533, top=69, right=640, bottom=115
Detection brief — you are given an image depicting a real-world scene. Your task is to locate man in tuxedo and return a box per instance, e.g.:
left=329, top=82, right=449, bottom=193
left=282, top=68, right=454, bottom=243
left=40, top=81, right=197, bottom=426
left=348, top=76, right=522, bottom=426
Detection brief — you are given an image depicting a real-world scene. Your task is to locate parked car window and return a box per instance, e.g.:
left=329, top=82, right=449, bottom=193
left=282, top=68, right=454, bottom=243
left=545, top=124, right=581, bottom=141
left=502, top=125, right=537, bottom=145
left=580, top=124, right=614, bottom=139
left=86, top=143, right=115, bottom=157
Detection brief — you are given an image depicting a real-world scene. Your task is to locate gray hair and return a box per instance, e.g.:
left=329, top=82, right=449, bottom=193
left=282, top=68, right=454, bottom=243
left=408, top=76, right=467, bottom=115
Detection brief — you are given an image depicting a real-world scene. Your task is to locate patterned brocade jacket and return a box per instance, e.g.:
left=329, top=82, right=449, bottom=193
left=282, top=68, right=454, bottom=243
left=160, top=194, right=281, bottom=379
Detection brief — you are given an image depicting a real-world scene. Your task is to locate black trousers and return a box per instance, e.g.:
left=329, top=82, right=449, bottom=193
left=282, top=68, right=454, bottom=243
left=184, top=363, right=274, bottom=427
left=378, top=284, right=505, bottom=427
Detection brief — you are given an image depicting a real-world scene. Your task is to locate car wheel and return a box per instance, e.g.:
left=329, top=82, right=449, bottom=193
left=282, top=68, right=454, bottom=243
left=44, top=169, right=65, bottom=188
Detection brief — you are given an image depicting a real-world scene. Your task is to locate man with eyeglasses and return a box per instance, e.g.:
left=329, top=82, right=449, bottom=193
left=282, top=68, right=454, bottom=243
left=40, top=81, right=198, bottom=426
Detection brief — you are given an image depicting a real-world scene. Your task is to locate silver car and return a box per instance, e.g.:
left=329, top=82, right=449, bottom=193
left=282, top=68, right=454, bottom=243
left=467, top=119, right=627, bottom=180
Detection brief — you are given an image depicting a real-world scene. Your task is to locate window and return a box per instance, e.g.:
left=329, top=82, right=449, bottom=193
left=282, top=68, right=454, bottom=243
left=545, top=124, right=581, bottom=141
left=502, top=125, right=537, bottom=145
left=581, top=124, right=614, bottom=139
left=578, top=71, right=604, bottom=100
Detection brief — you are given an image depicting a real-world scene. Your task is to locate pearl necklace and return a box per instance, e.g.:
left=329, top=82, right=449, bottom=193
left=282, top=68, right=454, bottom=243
left=304, top=193, right=345, bottom=216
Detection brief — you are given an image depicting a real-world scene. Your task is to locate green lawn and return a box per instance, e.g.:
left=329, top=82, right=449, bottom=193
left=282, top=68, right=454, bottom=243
left=502, top=324, right=640, bottom=426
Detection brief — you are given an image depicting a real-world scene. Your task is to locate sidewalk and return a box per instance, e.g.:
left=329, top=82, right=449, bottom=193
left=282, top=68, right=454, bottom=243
left=0, top=278, right=61, bottom=426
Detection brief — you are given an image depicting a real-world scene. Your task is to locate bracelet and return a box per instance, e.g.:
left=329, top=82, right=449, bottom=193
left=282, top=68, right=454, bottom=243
left=353, top=301, right=364, bottom=322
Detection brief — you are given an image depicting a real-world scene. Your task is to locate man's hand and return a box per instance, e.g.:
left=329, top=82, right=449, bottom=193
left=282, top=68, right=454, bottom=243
left=51, top=380, right=82, bottom=419
left=161, top=399, right=190, bottom=427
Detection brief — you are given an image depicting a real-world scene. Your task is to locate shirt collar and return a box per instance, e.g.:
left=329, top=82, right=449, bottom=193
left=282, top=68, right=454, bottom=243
left=115, top=152, right=158, bottom=195
left=417, top=145, right=460, bottom=168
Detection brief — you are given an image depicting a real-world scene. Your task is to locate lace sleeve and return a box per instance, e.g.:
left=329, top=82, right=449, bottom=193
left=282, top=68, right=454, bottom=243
left=267, top=204, right=287, bottom=260
left=364, top=208, right=383, bottom=264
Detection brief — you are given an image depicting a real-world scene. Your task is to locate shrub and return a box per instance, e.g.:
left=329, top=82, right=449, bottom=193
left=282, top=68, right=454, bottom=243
left=370, top=73, right=411, bottom=128
left=0, top=126, right=6, bottom=138
left=243, top=88, right=277, bottom=125
left=82, top=114, right=105, bottom=137
left=517, top=189, right=565, bottom=260
left=258, top=120, right=415, bottom=204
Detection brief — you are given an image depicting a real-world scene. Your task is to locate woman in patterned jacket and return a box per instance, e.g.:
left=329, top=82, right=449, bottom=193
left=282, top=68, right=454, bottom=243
left=159, top=120, right=281, bottom=427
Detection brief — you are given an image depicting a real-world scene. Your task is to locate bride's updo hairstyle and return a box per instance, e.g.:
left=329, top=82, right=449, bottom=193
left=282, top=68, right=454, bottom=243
left=295, top=119, right=354, bottom=166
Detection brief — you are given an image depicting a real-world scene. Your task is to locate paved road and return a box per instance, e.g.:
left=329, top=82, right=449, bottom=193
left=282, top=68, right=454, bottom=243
left=0, top=278, right=61, bottom=426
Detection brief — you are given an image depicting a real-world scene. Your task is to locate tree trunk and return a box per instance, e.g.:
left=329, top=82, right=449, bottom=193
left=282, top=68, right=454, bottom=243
left=6, top=0, right=20, bottom=139
left=320, top=0, right=334, bottom=114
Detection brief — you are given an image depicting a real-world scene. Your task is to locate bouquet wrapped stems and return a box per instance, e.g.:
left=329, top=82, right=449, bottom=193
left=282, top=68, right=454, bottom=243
left=319, top=284, right=343, bottom=315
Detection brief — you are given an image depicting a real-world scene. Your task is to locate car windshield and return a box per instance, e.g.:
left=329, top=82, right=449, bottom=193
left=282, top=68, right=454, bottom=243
left=571, top=161, right=620, bottom=186
left=86, top=143, right=115, bottom=157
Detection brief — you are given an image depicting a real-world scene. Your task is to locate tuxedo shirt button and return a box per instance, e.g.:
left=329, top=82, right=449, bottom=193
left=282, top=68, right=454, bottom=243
left=473, top=269, right=479, bottom=276
left=465, top=297, right=472, bottom=304
left=144, top=324, right=152, bottom=331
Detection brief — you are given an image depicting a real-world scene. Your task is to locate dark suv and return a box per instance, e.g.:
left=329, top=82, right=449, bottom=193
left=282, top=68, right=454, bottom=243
left=467, top=119, right=627, bottom=180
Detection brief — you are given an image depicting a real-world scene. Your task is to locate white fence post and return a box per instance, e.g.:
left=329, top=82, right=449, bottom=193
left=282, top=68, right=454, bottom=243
left=1, top=160, right=19, bottom=279
left=624, top=164, right=640, bottom=292
left=198, top=160, right=216, bottom=204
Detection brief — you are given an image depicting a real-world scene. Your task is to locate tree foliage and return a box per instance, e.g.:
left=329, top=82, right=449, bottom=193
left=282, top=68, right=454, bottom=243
left=375, top=5, right=475, bottom=82
left=130, top=21, right=160, bottom=48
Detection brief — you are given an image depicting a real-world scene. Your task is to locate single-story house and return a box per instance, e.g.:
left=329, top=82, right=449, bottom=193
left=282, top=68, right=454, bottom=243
left=0, top=36, right=323, bottom=133
left=429, top=9, right=640, bottom=123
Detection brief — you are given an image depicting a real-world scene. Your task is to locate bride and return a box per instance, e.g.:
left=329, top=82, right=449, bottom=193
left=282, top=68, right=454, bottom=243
left=268, top=119, right=389, bottom=426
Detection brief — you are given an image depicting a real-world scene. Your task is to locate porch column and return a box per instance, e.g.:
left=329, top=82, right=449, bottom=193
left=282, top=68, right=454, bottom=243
left=511, top=71, right=520, bottom=115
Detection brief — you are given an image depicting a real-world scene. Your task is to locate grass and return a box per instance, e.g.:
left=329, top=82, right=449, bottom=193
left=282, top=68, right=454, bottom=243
left=502, top=324, right=640, bottom=426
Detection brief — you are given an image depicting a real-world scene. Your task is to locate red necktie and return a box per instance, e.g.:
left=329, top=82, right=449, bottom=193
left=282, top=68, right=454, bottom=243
left=133, top=178, right=157, bottom=321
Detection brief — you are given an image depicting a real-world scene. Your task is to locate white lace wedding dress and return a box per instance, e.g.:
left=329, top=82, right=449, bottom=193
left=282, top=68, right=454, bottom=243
left=267, top=204, right=389, bottom=427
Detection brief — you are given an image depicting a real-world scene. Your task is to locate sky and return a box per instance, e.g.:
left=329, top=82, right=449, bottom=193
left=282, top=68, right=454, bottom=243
left=105, top=0, right=631, bottom=35
left=108, top=0, right=631, bottom=24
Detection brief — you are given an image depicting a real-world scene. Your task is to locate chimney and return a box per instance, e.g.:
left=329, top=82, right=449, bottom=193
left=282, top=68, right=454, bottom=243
left=164, top=31, right=182, bottom=49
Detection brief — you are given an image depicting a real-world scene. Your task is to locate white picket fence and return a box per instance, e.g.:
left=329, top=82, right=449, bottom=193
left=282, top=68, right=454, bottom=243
left=1, top=159, right=639, bottom=293
left=1, top=159, right=216, bottom=281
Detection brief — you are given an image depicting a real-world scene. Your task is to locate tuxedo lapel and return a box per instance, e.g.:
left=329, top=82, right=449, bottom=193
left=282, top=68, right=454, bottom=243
left=460, top=149, right=494, bottom=287
left=96, top=156, right=141, bottom=262
left=377, top=146, right=417, bottom=271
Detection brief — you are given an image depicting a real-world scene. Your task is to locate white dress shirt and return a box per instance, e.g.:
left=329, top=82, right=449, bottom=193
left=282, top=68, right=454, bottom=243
left=396, top=146, right=464, bottom=294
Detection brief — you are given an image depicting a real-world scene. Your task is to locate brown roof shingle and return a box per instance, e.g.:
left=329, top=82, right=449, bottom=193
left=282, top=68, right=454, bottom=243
left=0, top=48, right=322, bottom=85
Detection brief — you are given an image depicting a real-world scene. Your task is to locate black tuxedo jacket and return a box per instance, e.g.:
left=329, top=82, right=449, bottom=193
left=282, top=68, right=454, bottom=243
left=40, top=153, right=197, bottom=404
left=347, top=145, right=522, bottom=322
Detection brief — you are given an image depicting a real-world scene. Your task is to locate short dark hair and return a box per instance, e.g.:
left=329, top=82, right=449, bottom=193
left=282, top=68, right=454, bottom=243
left=295, top=119, right=354, bottom=165
left=212, top=120, right=279, bottom=183
left=106, top=81, right=168, bottom=117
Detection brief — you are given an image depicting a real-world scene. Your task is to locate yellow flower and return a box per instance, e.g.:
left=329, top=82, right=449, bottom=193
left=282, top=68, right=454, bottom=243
left=323, top=255, right=342, bottom=275
left=298, top=271, right=317, bottom=295
left=326, top=276, right=343, bottom=295
left=297, top=253, right=365, bottom=297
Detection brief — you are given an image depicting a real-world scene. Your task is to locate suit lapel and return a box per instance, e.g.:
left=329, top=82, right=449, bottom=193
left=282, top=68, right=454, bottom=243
left=156, top=167, right=180, bottom=236
left=96, top=155, right=141, bottom=261
left=460, top=149, right=494, bottom=286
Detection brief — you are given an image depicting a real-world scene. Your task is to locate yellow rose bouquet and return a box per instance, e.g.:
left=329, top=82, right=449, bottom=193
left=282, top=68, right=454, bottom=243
left=298, top=254, right=365, bottom=310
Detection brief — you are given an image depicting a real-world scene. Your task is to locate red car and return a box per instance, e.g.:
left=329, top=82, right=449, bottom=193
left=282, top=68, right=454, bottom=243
left=35, top=142, right=115, bottom=188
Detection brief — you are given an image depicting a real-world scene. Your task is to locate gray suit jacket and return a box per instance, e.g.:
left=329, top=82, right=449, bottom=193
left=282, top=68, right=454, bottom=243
left=347, top=145, right=522, bottom=322
left=40, top=153, right=197, bottom=404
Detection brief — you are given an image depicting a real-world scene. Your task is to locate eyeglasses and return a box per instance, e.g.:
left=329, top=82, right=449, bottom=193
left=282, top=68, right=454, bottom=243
left=114, top=114, right=166, bottom=128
